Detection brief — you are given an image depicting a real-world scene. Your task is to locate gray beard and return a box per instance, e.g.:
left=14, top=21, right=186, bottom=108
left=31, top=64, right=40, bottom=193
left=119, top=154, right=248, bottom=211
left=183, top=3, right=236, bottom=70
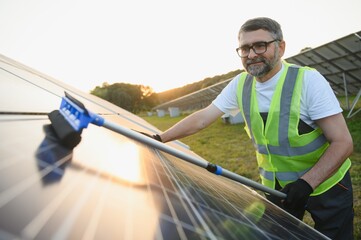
left=246, top=50, right=279, bottom=77
left=247, top=61, right=272, bottom=77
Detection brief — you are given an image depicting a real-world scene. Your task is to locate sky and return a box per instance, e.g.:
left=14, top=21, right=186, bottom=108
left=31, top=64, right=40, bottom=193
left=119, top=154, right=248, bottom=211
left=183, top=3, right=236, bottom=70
left=0, top=0, right=360, bottom=93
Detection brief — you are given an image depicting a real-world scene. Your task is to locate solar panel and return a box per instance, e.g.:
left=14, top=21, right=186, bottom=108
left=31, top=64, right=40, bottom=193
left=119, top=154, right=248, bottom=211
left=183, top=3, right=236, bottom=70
left=287, top=31, right=361, bottom=96
left=0, top=54, right=330, bottom=239
left=153, top=78, right=234, bottom=112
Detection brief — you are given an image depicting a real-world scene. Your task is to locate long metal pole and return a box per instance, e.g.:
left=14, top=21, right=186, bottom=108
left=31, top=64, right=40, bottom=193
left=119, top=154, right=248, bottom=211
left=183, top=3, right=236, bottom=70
left=103, top=120, right=287, bottom=199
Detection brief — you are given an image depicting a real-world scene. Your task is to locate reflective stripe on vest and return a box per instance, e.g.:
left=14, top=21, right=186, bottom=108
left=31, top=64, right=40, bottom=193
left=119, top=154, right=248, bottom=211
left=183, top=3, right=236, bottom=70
left=259, top=167, right=311, bottom=181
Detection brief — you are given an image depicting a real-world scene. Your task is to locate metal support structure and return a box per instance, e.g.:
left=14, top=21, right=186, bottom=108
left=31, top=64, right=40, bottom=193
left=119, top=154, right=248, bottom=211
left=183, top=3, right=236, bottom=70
left=347, top=88, right=361, bottom=118
left=343, top=72, right=350, bottom=110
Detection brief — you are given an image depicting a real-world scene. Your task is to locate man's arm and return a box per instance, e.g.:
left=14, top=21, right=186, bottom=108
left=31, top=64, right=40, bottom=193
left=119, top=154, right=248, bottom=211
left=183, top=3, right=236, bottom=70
left=159, top=104, right=224, bottom=143
left=301, top=112, right=353, bottom=189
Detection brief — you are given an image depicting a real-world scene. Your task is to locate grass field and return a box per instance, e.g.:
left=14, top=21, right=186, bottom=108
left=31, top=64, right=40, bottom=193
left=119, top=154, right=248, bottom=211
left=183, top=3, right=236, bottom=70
left=141, top=111, right=361, bottom=238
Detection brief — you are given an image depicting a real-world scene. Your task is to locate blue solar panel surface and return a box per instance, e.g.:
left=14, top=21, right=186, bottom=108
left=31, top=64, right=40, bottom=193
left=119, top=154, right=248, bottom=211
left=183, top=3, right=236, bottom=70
left=0, top=55, right=330, bottom=239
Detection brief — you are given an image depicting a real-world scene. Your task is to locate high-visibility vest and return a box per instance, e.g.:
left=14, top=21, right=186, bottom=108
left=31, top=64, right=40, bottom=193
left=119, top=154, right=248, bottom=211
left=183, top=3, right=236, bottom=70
left=236, top=62, right=351, bottom=196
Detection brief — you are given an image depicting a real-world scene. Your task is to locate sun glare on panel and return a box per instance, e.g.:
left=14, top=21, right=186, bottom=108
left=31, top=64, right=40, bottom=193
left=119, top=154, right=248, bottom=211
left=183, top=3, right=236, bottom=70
left=75, top=129, right=145, bottom=185
left=100, top=141, right=143, bottom=183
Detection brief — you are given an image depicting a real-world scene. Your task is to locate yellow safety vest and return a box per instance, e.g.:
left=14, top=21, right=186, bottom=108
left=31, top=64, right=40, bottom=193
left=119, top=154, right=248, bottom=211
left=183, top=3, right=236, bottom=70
left=236, top=62, right=351, bottom=196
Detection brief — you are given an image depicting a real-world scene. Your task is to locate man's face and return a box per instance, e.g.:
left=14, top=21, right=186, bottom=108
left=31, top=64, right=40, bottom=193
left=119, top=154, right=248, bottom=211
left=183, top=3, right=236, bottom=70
left=238, top=29, right=284, bottom=79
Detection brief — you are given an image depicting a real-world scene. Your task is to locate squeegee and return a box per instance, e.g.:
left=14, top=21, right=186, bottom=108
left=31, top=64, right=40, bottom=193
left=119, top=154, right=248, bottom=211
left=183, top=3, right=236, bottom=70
left=48, top=91, right=286, bottom=199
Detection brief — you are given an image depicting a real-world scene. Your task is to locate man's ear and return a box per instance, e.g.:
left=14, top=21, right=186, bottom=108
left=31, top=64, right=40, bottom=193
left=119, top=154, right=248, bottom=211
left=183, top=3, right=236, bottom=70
left=278, top=40, right=286, bottom=58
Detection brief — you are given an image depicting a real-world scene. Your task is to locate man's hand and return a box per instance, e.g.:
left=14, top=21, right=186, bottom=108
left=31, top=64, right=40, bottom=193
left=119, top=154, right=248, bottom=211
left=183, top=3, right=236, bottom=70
left=138, top=131, right=163, bottom=142
left=281, top=179, right=313, bottom=210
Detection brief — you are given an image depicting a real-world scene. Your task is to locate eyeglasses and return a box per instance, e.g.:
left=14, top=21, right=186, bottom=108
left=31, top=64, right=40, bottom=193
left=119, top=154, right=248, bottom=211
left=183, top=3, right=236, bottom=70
left=236, top=39, right=279, bottom=58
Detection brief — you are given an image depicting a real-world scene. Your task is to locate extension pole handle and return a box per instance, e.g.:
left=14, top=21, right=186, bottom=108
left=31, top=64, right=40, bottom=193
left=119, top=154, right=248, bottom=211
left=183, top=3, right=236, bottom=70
left=102, top=120, right=286, bottom=199
left=221, top=169, right=286, bottom=198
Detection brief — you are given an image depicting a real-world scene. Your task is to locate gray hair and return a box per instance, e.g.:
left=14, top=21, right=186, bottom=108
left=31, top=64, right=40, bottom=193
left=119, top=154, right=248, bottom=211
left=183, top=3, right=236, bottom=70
left=238, top=17, right=283, bottom=41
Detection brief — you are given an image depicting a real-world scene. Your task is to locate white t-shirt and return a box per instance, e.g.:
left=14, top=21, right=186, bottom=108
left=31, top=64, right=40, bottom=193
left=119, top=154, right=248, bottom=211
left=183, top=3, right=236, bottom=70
left=212, top=63, right=342, bottom=129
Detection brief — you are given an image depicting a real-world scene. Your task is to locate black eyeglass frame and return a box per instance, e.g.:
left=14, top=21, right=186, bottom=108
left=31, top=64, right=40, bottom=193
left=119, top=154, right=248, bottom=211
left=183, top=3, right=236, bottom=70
left=236, top=39, right=280, bottom=58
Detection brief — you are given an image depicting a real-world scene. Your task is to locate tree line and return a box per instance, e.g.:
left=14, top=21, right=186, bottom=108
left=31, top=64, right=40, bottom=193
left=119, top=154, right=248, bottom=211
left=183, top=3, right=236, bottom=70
left=90, top=69, right=242, bottom=113
left=91, top=82, right=158, bottom=113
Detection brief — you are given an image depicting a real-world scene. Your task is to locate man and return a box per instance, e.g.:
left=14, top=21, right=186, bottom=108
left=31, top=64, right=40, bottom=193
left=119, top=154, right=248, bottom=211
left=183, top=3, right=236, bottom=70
left=150, top=17, right=354, bottom=239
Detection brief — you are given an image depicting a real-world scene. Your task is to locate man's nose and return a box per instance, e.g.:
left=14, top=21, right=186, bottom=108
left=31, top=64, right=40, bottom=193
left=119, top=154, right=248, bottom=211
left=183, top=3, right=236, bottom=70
left=247, top=48, right=259, bottom=58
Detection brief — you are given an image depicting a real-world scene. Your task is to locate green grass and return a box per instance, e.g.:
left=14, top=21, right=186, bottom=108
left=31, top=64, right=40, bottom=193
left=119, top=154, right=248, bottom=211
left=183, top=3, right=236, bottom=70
left=141, top=111, right=361, bottom=239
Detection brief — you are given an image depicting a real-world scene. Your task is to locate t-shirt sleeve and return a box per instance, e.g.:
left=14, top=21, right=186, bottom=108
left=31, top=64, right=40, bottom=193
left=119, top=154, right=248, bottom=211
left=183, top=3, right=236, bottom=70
left=212, top=75, right=241, bottom=114
left=304, top=69, right=343, bottom=120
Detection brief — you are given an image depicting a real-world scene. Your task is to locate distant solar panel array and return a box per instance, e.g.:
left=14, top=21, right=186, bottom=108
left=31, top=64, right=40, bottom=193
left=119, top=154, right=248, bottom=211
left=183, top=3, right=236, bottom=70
left=154, top=31, right=361, bottom=113
left=0, top=54, right=330, bottom=239
left=287, top=31, right=361, bottom=96
left=153, top=79, right=234, bottom=112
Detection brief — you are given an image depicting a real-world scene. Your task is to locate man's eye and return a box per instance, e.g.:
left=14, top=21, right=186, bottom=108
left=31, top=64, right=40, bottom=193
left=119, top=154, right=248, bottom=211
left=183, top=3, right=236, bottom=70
left=254, top=43, right=266, bottom=49
left=241, top=46, right=250, bottom=51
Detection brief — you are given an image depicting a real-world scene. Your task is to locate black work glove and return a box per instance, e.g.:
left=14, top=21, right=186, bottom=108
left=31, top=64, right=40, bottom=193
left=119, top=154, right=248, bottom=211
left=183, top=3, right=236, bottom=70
left=281, top=179, right=313, bottom=210
left=138, top=131, right=163, bottom=142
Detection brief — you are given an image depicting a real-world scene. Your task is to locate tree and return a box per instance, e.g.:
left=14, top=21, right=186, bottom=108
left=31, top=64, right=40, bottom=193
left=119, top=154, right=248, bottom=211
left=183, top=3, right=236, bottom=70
left=90, top=82, right=159, bottom=113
